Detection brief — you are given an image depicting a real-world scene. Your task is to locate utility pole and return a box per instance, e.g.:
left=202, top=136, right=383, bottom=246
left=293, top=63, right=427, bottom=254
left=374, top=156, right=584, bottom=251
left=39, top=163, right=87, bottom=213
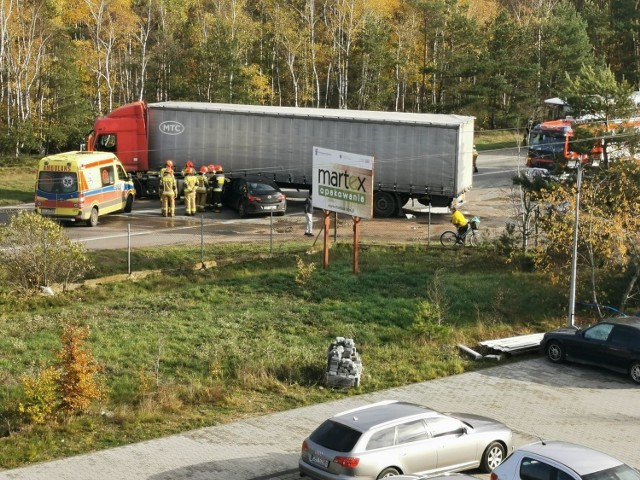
left=567, top=161, right=583, bottom=328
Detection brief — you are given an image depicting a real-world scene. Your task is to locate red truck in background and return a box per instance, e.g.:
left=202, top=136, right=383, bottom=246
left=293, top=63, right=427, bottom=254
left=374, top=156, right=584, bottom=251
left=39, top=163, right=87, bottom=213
left=526, top=116, right=640, bottom=170
left=526, top=117, right=600, bottom=170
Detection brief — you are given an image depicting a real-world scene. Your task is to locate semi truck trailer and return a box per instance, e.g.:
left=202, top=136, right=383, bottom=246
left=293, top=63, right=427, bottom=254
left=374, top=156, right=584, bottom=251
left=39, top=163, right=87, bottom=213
left=88, top=101, right=475, bottom=217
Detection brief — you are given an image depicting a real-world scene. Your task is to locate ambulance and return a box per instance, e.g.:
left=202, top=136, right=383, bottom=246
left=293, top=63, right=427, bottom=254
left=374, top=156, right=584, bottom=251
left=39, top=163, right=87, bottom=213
left=34, top=151, right=136, bottom=226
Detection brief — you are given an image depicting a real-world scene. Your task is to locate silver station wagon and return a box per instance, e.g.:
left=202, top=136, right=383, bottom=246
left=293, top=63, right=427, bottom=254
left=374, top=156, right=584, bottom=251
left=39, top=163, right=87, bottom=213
left=299, top=400, right=513, bottom=480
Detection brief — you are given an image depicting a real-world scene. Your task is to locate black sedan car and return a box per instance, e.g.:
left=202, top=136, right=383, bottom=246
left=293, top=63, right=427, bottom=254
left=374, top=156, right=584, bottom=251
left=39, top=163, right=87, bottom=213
left=541, top=317, right=640, bottom=384
left=222, top=176, right=287, bottom=217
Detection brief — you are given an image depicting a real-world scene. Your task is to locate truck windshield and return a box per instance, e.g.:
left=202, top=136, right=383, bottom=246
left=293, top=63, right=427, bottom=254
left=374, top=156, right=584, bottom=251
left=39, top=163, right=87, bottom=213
left=529, top=130, right=566, bottom=154
left=94, top=134, right=117, bottom=153
left=37, top=171, right=78, bottom=194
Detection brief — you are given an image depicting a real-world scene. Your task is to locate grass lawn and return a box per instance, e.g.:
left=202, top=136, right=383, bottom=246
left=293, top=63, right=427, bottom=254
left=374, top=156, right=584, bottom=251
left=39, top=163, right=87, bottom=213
left=0, top=156, right=38, bottom=205
left=475, top=129, right=525, bottom=151
left=0, top=243, right=566, bottom=469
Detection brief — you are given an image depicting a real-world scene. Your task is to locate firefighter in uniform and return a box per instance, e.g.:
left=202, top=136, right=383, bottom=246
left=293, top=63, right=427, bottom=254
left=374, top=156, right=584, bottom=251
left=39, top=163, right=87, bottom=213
left=159, top=160, right=174, bottom=180
left=183, top=167, right=198, bottom=216
left=181, top=160, right=195, bottom=177
left=206, top=164, right=217, bottom=208
left=212, top=165, right=226, bottom=212
left=161, top=166, right=176, bottom=217
left=196, top=166, right=209, bottom=213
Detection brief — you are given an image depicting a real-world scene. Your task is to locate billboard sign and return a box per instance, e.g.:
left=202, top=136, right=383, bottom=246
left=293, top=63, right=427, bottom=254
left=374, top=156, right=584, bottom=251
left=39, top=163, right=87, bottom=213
left=312, top=147, right=374, bottom=219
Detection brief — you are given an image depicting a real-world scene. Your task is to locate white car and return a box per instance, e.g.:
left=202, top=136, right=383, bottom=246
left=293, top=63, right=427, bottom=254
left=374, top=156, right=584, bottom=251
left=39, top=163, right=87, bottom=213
left=490, top=441, right=640, bottom=480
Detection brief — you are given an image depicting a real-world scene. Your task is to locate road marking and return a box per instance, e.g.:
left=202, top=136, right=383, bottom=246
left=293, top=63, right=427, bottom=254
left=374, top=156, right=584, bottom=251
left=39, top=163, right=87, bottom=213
left=76, top=225, right=204, bottom=243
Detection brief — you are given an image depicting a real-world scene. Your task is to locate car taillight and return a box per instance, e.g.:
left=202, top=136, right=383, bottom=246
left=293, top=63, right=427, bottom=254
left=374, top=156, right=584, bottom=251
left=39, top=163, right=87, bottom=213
left=490, top=472, right=499, bottom=480
left=248, top=194, right=261, bottom=202
left=301, top=440, right=309, bottom=452
left=334, top=456, right=360, bottom=468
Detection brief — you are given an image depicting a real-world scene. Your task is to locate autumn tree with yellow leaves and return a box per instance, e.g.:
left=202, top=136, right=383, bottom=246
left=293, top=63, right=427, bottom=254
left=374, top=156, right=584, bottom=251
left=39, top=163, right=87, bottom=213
left=532, top=161, right=640, bottom=315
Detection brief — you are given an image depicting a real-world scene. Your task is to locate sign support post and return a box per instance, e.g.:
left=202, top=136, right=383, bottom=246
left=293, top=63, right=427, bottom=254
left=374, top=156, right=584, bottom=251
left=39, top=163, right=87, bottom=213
left=323, top=210, right=331, bottom=269
left=312, top=147, right=374, bottom=273
left=352, top=216, right=361, bottom=273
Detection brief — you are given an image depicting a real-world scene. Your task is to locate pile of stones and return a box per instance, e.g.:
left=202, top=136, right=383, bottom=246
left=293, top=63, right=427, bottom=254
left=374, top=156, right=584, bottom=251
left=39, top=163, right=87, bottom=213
left=325, top=337, right=363, bottom=388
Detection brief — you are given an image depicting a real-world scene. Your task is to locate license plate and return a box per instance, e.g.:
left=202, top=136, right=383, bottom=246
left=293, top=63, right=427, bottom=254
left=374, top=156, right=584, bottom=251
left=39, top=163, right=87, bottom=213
left=263, top=205, right=277, bottom=210
left=309, top=454, right=329, bottom=468
left=40, top=208, right=55, bottom=215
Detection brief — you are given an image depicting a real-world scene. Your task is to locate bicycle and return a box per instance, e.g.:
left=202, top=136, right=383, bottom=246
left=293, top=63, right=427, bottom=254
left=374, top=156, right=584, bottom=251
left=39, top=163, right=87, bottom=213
left=440, top=216, right=482, bottom=247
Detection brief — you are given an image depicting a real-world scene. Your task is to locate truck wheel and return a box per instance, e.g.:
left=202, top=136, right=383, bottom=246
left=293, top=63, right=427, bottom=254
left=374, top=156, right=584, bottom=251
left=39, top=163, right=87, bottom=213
left=373, top=192, right=399, bottom=218
left=124, top=195, right=134, bottom=213
left=86, top=207, right=99, bottom=227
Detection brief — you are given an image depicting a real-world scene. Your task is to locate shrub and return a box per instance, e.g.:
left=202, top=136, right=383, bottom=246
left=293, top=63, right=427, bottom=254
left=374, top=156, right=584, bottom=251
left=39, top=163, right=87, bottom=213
left=295, top=255, right=316, bottom=285
left=56, top=324, right=103, bottom=414
left=411, top=269, right=452, bottom=342
left=0, top=211, right=93, bottom=292
left=18, top=367, right=61, bottom=424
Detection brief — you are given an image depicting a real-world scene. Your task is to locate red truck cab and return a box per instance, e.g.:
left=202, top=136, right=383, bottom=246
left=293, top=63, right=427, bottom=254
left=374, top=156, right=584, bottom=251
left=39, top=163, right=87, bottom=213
left=89, top=101, right=150, bottom=173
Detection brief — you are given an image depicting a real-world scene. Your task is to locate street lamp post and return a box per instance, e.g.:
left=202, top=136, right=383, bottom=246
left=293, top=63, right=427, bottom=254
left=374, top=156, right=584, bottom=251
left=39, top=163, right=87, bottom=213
left=567, top=161, right=583, bottom=328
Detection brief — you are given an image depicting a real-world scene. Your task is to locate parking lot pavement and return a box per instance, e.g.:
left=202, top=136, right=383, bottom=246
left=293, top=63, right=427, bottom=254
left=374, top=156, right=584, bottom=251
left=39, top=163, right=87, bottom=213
left=1, top=357, right=639, bottom=480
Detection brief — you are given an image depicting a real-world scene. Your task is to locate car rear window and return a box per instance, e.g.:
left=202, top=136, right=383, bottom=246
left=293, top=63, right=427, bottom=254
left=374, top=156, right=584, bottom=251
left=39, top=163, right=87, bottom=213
left=309, top=420, right=361, bottom=452
left=583, top=463, right=640, bottom=480
left=249, top=182, right=278, bottom=194
left=519, top=458, right=572, bottom=480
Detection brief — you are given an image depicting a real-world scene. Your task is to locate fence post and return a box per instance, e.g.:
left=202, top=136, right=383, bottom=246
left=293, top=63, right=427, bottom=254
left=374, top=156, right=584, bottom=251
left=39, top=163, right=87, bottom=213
left=200, top=214, right=204, bottom=266
left=44, top=229, right=48, bottom=286
left=127, top=224, right=131, bottom=275
left=269, top=212, right=273, bottom=256
left=428, top=203, right=432, bottom=247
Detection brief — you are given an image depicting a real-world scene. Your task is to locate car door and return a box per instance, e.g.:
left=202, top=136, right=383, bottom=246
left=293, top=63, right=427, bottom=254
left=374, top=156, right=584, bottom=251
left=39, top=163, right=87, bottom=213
left=390, top=419, right=438, bottom=475
left=426, top=416, right=477, bottom=472
left=569, top=323, right=614, bottom=364
left=233, top=180, right=247, bottom=211
left=604, top=326, right=640, bottom=372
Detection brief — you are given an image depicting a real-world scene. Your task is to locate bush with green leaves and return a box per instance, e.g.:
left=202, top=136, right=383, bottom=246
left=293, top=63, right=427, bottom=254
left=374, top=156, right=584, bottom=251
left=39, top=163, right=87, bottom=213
left=295, top=255, right=316, bottom=286
left=0, top=211, right=93, bottom=292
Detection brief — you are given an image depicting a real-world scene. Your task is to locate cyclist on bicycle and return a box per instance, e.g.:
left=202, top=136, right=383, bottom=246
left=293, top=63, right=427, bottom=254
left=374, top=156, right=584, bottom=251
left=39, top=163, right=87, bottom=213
left=450, top=204, right=469, bottom=240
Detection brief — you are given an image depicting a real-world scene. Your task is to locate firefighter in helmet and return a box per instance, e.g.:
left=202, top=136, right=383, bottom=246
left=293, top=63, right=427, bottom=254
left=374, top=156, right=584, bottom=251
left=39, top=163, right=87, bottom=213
left=183, top=167, right=199, bottom=216
left=212, top=165, right=227, bottom=212
left=161, top=166, right=176, bottom=217
left=196, top=166, right=209, bottom=213
left=159, top=159, right=175, bottom=178
left=181, top=160, right=195, bottom=177
left=206, top=164, right=217, bottom=208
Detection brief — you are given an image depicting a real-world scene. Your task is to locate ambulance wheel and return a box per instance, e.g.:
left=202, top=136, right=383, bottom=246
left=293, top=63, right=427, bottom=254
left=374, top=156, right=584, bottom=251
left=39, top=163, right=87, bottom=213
left=87, top=207, right=99, bottom=227
left=124, top=195, right=134, bottom=213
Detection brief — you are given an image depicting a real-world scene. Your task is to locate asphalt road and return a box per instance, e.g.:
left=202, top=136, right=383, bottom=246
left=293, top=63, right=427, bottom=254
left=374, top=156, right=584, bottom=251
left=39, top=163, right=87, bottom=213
left=0, top=147, right=526, bottom=250
left=1, top=356, right=638, bottom=480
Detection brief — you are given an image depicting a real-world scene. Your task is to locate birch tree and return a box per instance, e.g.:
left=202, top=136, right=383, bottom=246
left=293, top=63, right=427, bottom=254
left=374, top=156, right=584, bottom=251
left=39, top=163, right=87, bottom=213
left=64, top=0, right=137, bottom=113
left=0, top=0, right=56, bottom=154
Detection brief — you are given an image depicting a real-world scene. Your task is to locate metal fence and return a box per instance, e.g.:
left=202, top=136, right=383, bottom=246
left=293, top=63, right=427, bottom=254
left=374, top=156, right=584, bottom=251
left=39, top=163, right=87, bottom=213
left=0, top=202, right=499, bottom=278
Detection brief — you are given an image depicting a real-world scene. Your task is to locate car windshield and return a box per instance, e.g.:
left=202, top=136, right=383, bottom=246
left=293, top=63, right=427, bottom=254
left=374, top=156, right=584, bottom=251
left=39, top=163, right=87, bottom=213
left=309, top=420, right=361, bottom=452
left=248, top=182, right=278, bottom=195
left=583, top=463, right=640, bottom=480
